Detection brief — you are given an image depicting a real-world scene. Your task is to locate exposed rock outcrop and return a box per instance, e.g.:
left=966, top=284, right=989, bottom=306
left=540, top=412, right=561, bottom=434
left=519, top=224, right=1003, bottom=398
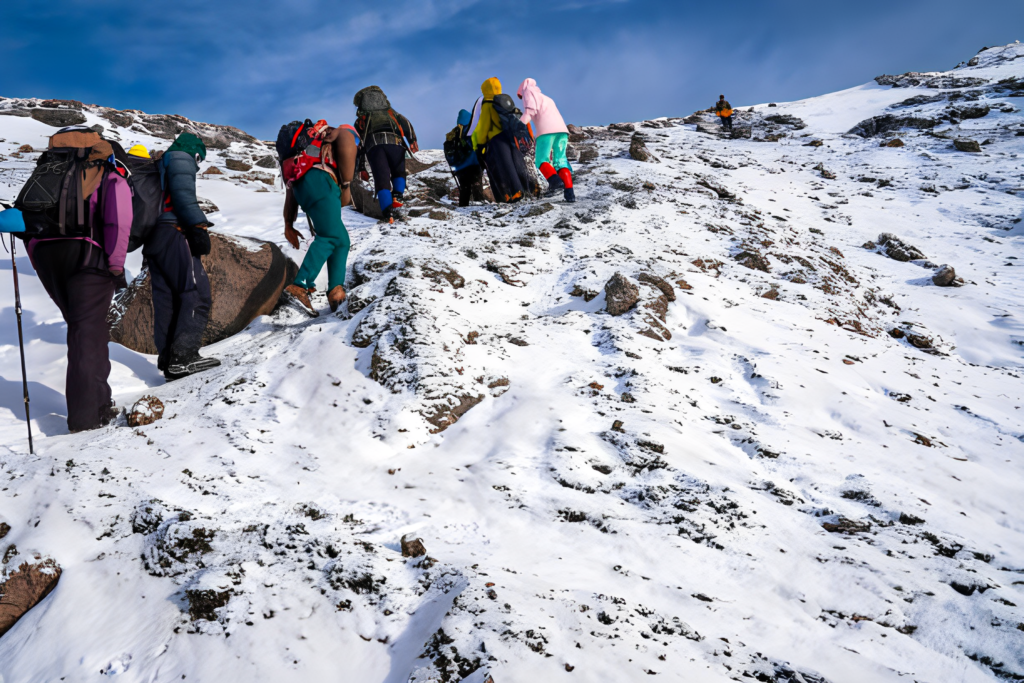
left=109, top=233, right=297, bottom=354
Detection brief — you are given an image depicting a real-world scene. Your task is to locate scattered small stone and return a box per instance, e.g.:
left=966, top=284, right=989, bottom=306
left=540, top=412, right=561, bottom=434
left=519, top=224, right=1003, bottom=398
left=906, top=333, right=933, bottom=349
left=882, top=138, right=905, bottom=148
left=805, top=139, right=823, bottom=147
left=621, top=392, right=636, bottom=403
left=127, top=395, right=164, bottom=427
left=401, top=534, right=426, bottom=558
left=202, top=165, right=223, bottom=175
left=611, top=420, right=625, bottom=433
left=932, top=264, right=962, bottom=286
left=428, top=209, right=451, bottom=221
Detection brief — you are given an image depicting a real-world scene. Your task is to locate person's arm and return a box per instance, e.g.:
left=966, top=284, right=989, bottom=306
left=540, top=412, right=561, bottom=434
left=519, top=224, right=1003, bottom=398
left=166, top=152, right=209, bottom=229
left=283, top=187, right=303, bottom=249
left=396, top=113, right=418, bottom=153
left=334, top=129, right=358, bottom=207
left=102, top=174, right=133, bottom=275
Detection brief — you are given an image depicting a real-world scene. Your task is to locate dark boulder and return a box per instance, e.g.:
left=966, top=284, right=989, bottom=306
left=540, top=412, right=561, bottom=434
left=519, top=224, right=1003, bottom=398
left=954, top=138, right=982, bottom=153
left=350, top=179, right=384, bottom=219
left=763, top=113, right=807, bottom=129
left=877, top=233, right=926, bottom=262
left=932, top=264, right=962, bottom=287
left=101, top=109, right=135, bottom=128
left=0, top=553, right=62, bottom=638
left=952, top=104, right=990, bottom=120
left=629, top=133, right=658, bottom=162
left=848, top=115, right=937, bottom=138
left=109, top=232, right=298, bottom=354
left=30, top=108, right=87, bottom=127
left=225, top=158, right=252, bottom=172
left=605, top=273, right=639, bottom=316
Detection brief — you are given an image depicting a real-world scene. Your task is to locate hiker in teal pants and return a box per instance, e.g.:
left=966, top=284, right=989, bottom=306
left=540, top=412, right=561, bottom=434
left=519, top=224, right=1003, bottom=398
left=293, top=169, right=349, bottom=288
left=282, top=124, right=358, bottom=315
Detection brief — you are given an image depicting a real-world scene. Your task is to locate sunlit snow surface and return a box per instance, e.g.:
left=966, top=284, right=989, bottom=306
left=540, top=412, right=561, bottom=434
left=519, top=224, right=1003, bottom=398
left=0, top=44, right=1022, bottom=683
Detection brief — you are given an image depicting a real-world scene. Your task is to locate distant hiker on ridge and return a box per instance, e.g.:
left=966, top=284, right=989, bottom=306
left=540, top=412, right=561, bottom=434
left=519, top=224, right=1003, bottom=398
left=517, top=78, right=575, bottom=202
left=352, top=86, right=418, bottom=223
left=144, top=131, right=220, bottom=380
left=276, top=119, right=359, bottom=315
left=716, top=95, right=733, bottom=131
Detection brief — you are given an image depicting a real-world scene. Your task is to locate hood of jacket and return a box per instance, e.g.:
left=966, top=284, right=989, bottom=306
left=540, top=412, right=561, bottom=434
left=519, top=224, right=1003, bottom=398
left=517, top=77, right=539, bottom=100
left=481, top=77, right=502, bottom=99
left=457, top=109, right=472, bottom=126
left=166, top=132, right=206, bottom=162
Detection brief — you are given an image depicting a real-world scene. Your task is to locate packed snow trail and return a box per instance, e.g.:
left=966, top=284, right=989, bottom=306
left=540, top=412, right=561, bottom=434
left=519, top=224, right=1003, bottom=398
left=0, top=43, right=1022, bottom=682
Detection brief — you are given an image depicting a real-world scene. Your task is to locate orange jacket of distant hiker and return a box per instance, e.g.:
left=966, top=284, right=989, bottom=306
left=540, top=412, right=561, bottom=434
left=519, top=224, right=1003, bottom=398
left=716, top=100, right=733, bottom=117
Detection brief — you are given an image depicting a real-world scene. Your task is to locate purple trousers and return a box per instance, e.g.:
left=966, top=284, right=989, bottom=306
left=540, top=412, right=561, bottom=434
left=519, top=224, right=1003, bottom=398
left=32, top=240, right=115, bottom=432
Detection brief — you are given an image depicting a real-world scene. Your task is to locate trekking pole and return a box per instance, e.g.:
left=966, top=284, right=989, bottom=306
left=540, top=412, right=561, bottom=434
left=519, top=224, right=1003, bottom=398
left=8, top=235, right=33, bottom=454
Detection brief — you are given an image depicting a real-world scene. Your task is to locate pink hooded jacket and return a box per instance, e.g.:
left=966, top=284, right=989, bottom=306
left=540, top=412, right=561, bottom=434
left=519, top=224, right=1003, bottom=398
left=517, top=78, right=569, bottom=138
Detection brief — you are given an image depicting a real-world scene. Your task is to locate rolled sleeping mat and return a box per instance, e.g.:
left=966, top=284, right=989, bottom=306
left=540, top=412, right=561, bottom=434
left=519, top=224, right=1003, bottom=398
left=0, top=207, right=26, bottom=233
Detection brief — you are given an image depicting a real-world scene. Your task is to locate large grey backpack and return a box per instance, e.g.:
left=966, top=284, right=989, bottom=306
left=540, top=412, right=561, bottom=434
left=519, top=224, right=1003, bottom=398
left=354, top=86, right=391, bottom=114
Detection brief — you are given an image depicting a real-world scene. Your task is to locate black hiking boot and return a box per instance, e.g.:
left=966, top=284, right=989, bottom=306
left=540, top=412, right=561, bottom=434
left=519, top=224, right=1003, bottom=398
left=563, top=187, right=576, bottom=203
left=544, top=173, right=565, bottom=197
left=165, top=353, right=221, bottom=381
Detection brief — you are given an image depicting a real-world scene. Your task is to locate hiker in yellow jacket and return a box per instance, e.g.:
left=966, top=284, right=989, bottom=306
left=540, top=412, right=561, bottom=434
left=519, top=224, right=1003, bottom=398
left=716, top=95, right=734, bottom=131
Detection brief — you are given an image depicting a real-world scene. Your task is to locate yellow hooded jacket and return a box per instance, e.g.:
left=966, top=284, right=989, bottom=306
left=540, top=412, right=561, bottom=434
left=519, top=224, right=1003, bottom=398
left=472, top=77, right=504, bottom=150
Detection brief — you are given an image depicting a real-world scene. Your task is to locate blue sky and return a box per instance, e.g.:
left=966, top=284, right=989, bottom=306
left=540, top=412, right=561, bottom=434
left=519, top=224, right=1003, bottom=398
left=2, top=0, right=1022, bottom=145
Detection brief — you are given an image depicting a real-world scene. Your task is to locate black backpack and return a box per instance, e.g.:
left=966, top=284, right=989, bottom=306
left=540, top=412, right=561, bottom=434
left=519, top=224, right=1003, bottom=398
left=443, top=125, right=475, bottom=168
left=491, top=94, right=533, bottom=152
left=276, top=119, right=316, bottom=165
left=117, top=149, right=163, bottom=252
left=14, top=126, right=114, bottom=240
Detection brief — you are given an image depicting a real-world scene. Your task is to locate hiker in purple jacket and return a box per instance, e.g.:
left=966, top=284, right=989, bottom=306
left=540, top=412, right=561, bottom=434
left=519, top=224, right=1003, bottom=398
left=28, top=169, right=133, bottom=432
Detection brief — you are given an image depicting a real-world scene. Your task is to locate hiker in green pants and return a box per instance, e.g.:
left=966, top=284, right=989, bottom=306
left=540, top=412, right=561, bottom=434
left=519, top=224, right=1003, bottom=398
left=282, top=124, right=358, bottom=315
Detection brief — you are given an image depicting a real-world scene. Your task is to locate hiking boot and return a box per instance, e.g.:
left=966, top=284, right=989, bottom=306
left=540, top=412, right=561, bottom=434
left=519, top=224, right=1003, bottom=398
left=392, top=191, right=405, bottom=207
left=544, top=173, right=565, bottom=197
left=285, top=284, right=318, bottom=317
left=563, top=187, right=577, bottom=203
left=382, top=206, right=395, bottom=224
left=165, top=353, right=221, bottom=381
left=328, top=285, right=347, bottom=313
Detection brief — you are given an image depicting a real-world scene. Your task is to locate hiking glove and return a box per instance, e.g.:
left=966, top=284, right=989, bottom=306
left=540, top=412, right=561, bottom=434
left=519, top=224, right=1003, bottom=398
left=187, top=226, right=212, bottom=257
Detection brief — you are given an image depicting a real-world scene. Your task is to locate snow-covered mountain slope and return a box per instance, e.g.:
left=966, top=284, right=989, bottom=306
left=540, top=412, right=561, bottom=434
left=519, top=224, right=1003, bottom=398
left=0, top=43, right=1022, bottom=683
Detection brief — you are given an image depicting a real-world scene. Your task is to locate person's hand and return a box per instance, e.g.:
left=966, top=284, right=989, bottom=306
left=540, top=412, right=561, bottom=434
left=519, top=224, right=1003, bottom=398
left=284, top=224, right=303, bottom=249
left=186, top=226, right=212, bottom=257
left=409, top=141, right=420, bottom=154
left=360, top=170, right=370, bottom=182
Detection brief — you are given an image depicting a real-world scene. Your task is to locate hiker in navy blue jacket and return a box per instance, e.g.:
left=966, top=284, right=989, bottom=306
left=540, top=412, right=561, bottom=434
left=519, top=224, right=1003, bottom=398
left=142, top=132, right=220, bottom=380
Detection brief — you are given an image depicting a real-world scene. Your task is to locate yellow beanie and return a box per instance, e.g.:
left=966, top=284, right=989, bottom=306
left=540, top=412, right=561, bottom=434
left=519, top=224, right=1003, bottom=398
left=127, top=144, right=150, bottom=158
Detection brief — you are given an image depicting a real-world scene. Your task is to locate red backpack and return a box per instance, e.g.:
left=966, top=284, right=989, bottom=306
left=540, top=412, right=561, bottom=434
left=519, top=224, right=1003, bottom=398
left=276, top=119, right=329, bottom=186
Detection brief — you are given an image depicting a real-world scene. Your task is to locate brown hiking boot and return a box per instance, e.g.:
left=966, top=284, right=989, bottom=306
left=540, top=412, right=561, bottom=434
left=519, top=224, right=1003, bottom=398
left=328, top=285, right=347, bottom=312
left=285, top=284, right=318, bottom=317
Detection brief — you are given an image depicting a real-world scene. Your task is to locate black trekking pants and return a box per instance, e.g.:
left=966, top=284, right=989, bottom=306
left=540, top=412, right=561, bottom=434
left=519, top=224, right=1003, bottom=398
left=144, top=224, right=212, bottom=369
left=366, top=144, right=406, bottom=193
left=483, top=131, right=531, bottom=203
left=454, top=165, right=483, bottom=207
left=32, top=240, right=115, bottom=432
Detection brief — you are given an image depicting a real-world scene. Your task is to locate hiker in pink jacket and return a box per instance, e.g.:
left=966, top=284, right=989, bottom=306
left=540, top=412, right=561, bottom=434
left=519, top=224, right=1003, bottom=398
left=517, top=78, right=575, bottom=202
